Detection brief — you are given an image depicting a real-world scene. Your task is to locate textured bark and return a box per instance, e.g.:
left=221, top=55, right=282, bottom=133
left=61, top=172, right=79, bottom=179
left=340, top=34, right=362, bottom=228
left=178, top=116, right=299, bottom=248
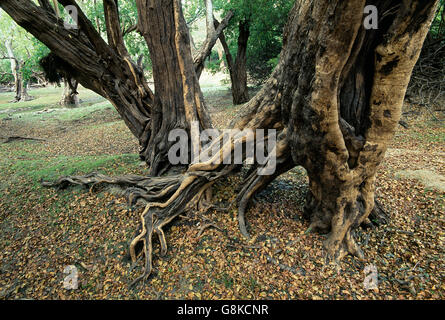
left=3, top=0, right=438, bottom=283
left=281, top=0, right=438, bottom=263
left=1, top=0, right=222, bottom=176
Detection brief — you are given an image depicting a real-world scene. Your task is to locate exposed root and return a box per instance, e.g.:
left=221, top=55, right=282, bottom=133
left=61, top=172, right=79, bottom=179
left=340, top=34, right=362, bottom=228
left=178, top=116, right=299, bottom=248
left=126, top=166, right=237, bottom=285
left=197, top=222, right=222, bottom=239
left=235, top=132, right=294, bottom=238
left=367, top=199, right=390, bottom=227
left=324, top=229, right=365, bottom=266
left=42, top=172, right=182, bottom=206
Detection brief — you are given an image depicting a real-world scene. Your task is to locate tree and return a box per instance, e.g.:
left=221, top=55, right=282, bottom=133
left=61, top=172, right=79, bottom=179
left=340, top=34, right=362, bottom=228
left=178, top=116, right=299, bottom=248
left=1, top=0, right=231, bottom=176
left=0, top=14, right=41, bottom=102
left=0, top=12, right=50, bottom=98
left=214, top=0, right=294, bottom=104
left=215, top=0, right=252, bottom=105
left=1, top=0, right=438, bottom=285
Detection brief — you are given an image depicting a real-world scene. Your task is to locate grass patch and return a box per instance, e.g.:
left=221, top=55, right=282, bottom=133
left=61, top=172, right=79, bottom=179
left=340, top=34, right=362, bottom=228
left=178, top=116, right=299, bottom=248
left=0, top=86, right=107, bottom=122
left=0, top=152, right=141, bottom=189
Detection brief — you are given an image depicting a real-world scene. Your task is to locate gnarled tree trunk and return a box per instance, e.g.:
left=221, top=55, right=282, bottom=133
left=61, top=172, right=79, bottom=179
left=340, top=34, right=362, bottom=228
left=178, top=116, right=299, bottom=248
left=2, top=0, right=438, bottom=283
left=1, top=0, right=230, bottom=176
left=283, top=0, right=438, bottom=263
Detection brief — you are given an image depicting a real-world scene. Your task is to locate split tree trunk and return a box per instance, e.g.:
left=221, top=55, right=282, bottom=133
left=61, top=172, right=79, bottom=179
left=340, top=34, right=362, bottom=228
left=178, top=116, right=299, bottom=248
left=111, top=0, right=436, bottom=276
left=280, top=0, right=438, bottom=263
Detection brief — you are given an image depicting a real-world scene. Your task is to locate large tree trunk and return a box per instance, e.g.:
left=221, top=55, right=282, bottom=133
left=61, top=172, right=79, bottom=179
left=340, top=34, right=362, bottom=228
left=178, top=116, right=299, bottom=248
left=3, top=0, right=438, bottom=283
left=135, top=0, right=213, bottom=175
left=280, top=0, right=438, bottom=263
left=4, top=39, right=32, bottom=102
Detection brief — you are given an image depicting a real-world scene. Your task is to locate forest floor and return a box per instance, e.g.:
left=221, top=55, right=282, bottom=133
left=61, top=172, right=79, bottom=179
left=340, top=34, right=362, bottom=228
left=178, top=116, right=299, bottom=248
left=0, top=82, right=443, bottom=300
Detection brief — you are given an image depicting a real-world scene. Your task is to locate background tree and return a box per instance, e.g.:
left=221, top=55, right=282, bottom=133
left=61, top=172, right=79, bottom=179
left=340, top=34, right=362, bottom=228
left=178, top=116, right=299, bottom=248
left=0, top=13, right=50, bottom=101
left=214, top=0, right=294, bottom=104
left=407, top=0, right=445, bottom=111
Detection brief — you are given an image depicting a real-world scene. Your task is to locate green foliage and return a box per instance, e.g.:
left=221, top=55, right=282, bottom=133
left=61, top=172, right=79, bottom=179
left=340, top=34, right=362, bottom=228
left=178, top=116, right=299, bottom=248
left=79, top=1, right=152, bottom=71
left=0, top=11, right=49, bottom=84
left=215, top=0, right=294, bottom=83
left=184, top=0, right=206, bottom=26
left=0, top=59, right=13, bottom=84
left=429, top=0, right=445, bottom=40
left=206, top=50, right=223, bottom=75
left=7, top=152, right=139, bottom=185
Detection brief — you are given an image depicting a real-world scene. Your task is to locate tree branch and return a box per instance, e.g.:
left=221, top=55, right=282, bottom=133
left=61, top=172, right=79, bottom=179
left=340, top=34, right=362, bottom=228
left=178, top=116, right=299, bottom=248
left=193, top=10, right=234, bottom=78
left=215, top=17, right=235, bottom=73
left=56, top=0, right=113, bottom=55
left=122, top=24, right=138, bottom=37
left=103, top=0, right=129, bottom=56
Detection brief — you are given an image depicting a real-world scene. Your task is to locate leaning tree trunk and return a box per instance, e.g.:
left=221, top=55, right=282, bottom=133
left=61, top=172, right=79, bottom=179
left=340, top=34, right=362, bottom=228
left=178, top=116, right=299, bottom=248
left=60, top=78, right=80, bottom=107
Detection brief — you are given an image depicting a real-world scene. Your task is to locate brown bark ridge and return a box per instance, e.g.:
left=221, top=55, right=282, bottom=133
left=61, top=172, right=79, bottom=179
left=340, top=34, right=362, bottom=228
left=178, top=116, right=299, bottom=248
left=112, top=0, right=435, bottom=281
left=135, top=0, right=212, bottom=175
